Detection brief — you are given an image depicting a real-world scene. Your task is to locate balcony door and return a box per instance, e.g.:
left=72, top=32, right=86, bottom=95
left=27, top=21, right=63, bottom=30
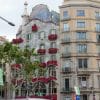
left=65, top=78, right=69, bottom=90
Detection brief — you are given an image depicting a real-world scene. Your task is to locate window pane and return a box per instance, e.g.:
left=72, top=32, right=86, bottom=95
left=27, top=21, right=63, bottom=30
left=77, top=21, right=85, bottom=28
left=51, top=29, right=56, bottom=34
left=77, top=44, right=87, bottom=53
left=65, top=79, right=69, bottom=89
left=77, top=32, right=86, bottom=40
left=84, top=59, right=87, bottom=68
left=63, top=11, right=68, bottom=19
left=77, top=10, right=85, bottom=16
left=63, top=23, right=69, bottom=31
left=39, top=31, right=45, bottom=39
left=78, top=59, right=82, bottom=68
left=26, top=34, right=31, bottom=40
left=78, top=59, right=88, bottom=68
left=96, top=23, right=100, bottom=31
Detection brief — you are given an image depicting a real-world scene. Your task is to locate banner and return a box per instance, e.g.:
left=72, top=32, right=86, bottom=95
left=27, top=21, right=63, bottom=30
left=0, top=68, right=3, bottom=86
left=74, top=86, right=80, bottom=95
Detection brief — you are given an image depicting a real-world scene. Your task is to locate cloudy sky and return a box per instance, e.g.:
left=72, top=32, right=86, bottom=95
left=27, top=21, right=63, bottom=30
left=0, top=0, right=62, bottom=41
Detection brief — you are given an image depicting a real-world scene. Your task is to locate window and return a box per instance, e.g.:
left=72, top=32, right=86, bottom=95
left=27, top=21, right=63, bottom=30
left=63, top=23, right=69, bottom=31
left=95, top=12, right=100, bottom=18
left=39, top=31, right=45, bottom=39
left=51, top=55, right=56, bottom=60
left=26, top=34, right=31, bottom=40
left=65, top=78, right=69, bottom=90
left=78, top=58, right=88, bottom=68
left=98, top=76, right=100, bottom=88
left=96, top=23, right=100, bottom=32
left=77, top=32, right=86, bottom=40
left=40, top=44, right=45, bottom=49
left=79, top=77, right=87, bottom=88
left=40, top=56, right=45, bottom=62
left=97, top=46, right=100, bottom=54
left=64, top=45, right=70, bottom=53
left=81, top=94, right=88, bottom=100
left=77, top=20, right=85, bottom=28
left=97, top=34, right=100, bottom=42
left=63, top=60, right=71, bottom=68
left=77, top=44, right=87, bottom=53
left=63, top=11, right=68, bottom=19
left=77, top=10, right=85, bottom=16
left=50, top=42, right=56, bottom=48
left=50, top=29, right=56, bottom=34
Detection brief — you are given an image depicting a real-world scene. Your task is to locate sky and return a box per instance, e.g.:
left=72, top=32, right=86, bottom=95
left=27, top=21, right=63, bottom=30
left=0, top=0, right=62, bottom=41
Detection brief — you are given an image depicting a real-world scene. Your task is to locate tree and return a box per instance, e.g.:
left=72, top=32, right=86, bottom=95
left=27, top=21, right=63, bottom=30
left=0, top=42, right=45, bottom=99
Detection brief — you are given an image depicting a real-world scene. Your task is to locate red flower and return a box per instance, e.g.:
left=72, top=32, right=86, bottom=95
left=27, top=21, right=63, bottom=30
left=48, top=34, right=57, bottom=41
left=47, top=60, right=58, bottom=66
left=12, top=38, right=23, bottom=44
left=37, top=49, right=46, bottom=55
left=48, top=48, right=57, bottom=54
left=32, top=24, right=38, bottom=32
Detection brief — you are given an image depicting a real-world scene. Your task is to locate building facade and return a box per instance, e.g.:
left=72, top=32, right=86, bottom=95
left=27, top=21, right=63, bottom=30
left=60, top=0, right=100, bottom=100
left=12, top=2, right=60, bottom=100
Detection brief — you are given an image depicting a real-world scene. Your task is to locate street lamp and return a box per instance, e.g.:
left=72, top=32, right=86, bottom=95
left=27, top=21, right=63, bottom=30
left=0, top=16, right=15, bottom=26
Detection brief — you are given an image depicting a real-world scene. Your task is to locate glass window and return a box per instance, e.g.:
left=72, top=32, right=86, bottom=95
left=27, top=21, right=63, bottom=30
left=39, top=31, right=45, bottom=39
left=97, top=34, right=100, bottom=42
left=79, top=77, right=87, bottom=88
left=77, top=10, right=85, bottom=16
left=26, top=34, right=31, bottom=40
left=50, top=29, right=56, bottom=34
left=51, top=55, right=56, bottom=60
left=63, top=11, right=68, bottom=19
left=65, top=78, right=69, bottom=90
left=63, top=60, right=71, bottom=68
left=95, top=12, right=100, bottom=17
left=82, top=94, right=88, bottom=100
left=40, top=56, right=44, bottom=62
left=98, top=76, right=100, bottom=88
left=50, top=42, right=56, bottom=48
left=78, top=59, right=88, bottom=68
left=77, top=20, right=85, bottom=28
left=96, top=23, right=100, bottom=31
left=77, top=32, right=86, bottom=40
left=40, top=44, right=45, bottom=49
left=77, top=44, right=87, bottom=53
left=63, top=23, right=69, bottom=31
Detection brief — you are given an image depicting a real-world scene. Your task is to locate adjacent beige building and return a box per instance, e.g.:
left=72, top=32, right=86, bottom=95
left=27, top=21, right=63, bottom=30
left=59, top=0, right=100, bottom=100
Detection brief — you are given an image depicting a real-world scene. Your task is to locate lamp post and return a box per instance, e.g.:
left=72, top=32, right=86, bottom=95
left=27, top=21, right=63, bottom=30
left=0, top=16, right=15, bottom=26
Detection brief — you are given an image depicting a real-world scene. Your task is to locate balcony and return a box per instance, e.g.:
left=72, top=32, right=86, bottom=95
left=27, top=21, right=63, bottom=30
left=39, top=62, right=46, bottom=68
left=61, top=38, right=70, bottom=44
left=48, top=34, right=57, bottom=41
left=48, top=48, right=58, bottom=54
left=61, top=88, right=73, bottom=93
left=47, top=60, right=58, bottom=66
left=77, top=68, right=98, bottom=75
left=62, top=67, right=71, bottom=73
left=62, top=53, right=71, bottom=58
left=37, top=49, right=46, bottom=55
